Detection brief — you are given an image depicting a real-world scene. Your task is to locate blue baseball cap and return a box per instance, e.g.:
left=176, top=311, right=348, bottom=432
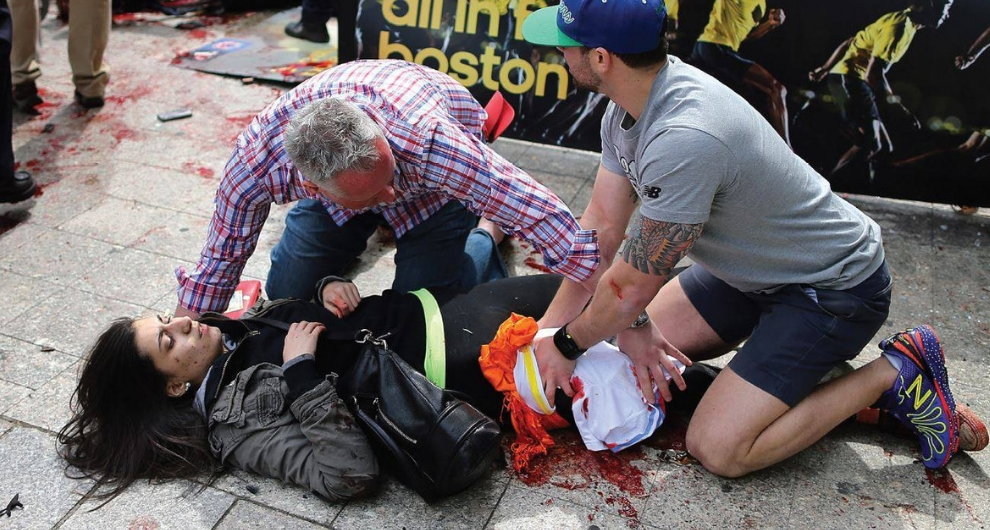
left=522, top=0, right=667, bottom=54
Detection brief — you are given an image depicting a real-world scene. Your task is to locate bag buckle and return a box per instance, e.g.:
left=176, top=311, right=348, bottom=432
left=354, top=329, right=391, bottom=349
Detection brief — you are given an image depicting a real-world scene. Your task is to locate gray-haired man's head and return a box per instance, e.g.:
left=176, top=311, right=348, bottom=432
left=284, top=98, right=398, bottom=209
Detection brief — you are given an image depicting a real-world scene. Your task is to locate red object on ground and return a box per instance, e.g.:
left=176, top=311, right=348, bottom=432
left=483, top=91, right=515, bottom=143
left=224, top=279, right=262, bottom=319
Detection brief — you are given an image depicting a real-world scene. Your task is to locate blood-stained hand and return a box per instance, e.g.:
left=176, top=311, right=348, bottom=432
left=617, top=324, right=692, bottom=402
left=321, top=281, right=361, bottom=318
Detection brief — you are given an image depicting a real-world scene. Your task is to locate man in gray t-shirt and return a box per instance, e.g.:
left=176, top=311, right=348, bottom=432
left=521, top=0, right=970, bottom=474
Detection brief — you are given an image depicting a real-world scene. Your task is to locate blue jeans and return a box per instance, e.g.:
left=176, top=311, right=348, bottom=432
left=266, top=199, right=508, bottom=299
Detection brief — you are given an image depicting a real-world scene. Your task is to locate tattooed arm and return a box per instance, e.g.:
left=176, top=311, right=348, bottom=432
left=539, top=165, right=641, bottom=328
left=535, top=211, right=702, bottom=404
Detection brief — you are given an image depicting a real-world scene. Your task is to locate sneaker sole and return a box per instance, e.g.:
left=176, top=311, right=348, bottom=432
left=885, top=326, right=960, bottom=466
left=957, top=403, right=989, bottom=452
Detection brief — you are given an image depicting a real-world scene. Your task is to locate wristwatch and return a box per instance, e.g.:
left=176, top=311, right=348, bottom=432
left=553, top=325, right=586, bottom=360
left=629, top=310, right=651, bottom=329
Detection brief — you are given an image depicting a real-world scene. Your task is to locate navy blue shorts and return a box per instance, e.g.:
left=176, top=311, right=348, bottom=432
left=690, top=41, right=754, bottom=87
left=679, top=262, right=892, bottom=407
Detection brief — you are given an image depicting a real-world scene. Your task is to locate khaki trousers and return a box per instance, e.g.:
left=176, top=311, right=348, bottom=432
left=9, top=0, right=111, bottom=97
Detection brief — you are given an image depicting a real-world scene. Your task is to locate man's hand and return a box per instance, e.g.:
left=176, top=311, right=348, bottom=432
left=321, top=281, right=361, bottom=318
left=533, top=334, right=577, bottom=407
left=283, top=321, right=326, bottom=363
left=617, top=324, right=692, bottom=403
left=767, top=8, right=785, bottom=27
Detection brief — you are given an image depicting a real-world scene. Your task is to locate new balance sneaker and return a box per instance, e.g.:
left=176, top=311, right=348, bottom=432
left=876, top=325, right=959, bottom=469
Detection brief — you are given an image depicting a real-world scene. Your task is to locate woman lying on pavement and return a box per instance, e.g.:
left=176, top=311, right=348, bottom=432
left=57, top=275, right=987, bottom=505
left=56, top=271, right=582, bottom=503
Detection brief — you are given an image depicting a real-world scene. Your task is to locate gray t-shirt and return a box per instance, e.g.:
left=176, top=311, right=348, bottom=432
left=600, top=56, right=883, bottom=293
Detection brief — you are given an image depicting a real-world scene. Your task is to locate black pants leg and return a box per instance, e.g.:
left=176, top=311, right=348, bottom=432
left=433, top=274, right=563, bottom=420
left=335, top=0, right=358, bottom=63
left=0, top=1, right=15, bottom=185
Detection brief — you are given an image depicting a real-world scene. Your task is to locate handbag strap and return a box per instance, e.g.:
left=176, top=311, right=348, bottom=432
left=245, top=315, right=385, bottom=343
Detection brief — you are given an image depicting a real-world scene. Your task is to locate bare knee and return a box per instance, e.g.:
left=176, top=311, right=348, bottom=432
left=685, top=424, right=751, bottom=478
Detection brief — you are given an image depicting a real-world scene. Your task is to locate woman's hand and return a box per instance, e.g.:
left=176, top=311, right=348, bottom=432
left=322, top=281, right=361, bottom=318
left=283, top=321, right=326, bottom=363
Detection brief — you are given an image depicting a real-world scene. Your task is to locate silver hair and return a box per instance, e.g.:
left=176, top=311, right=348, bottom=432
left=283, top=98, right=384, bottom=195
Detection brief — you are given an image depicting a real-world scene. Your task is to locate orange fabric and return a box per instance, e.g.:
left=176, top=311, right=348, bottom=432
left=479, top=313, right=570, bottom=473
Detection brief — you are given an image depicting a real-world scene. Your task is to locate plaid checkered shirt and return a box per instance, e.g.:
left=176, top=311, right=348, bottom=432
left=176, top=60, right=598, bottom=313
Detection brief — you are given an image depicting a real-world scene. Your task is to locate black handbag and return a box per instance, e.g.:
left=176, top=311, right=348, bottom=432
left=337, top=330, right=503, bottom=502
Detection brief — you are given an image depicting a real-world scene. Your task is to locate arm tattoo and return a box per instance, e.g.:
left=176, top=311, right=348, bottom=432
left=619, top=216, right=704, bottom=276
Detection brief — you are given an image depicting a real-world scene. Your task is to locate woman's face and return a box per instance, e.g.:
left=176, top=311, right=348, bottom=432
left=133, top=315, right=224, bottom=397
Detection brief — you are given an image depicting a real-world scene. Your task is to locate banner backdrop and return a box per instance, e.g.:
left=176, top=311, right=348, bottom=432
left=357, top=0, right=990, bottom=207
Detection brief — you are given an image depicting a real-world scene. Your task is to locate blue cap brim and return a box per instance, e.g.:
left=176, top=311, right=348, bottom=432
left=521, top=6, right=584, bottom=48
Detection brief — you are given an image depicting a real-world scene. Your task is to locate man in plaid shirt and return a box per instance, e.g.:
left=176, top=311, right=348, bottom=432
left=174, top=60, right=599, bottom=318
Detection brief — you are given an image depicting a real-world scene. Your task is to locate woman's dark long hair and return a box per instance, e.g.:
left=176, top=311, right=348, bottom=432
left=57, top=318, right=219, bottom=504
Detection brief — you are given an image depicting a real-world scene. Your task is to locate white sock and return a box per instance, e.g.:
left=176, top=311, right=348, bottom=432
left=883, top=352, right=903, bottom=371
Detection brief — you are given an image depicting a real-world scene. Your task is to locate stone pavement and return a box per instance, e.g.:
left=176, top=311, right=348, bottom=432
left=1, top=10, right=988, bottom=530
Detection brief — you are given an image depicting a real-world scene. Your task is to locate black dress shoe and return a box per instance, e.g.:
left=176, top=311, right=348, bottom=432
left=0, top=170, right=37, bottom=204
left=284, top=21, right=330, bottom=44
left=74, top=90, right=105, bottom=109
left=12, top=81, right=43, bottom=112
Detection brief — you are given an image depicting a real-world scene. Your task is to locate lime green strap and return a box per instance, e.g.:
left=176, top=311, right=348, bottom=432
left=409, top=289, right=445, bottom=388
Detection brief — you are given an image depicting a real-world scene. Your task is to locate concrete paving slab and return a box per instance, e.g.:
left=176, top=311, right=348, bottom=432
left=0, top=380, right=31, bottom=417
left=0, top=220, right=47, bottom=262
left=4, top=366, right=79, bottom=433
left=3, top=288, right=149, bottom=357
left=489, top=484, right=649, bottom=529
left=83, top=248, right=188, bottom=309
left=214, top=499, right=327, bottom=529
left=0, top=428, right=90, bottom=529
left=0, top=271, right=60, bottom=328
left=929, top=215, right=990, bottom=362
left=130, top=211, right=213, bottom=263
left=109, top=134, right=240, bottom=176
left=0, top=226, right=119, bottom=287
left=526, top=169, right=593, bottom=210
left=62, top=480, right=234, bottom=530
left=211, top=468, right=344, bottom=526
left=1, top=176, right=104, bottom=230
left=512, top=143, right=602, bottom=181
left=490, top=137, right=534, bottom=165
left=0, top=335, right=77, bottom=390
left=103, top=161, right=220, bottom=219
left=57, top=196, right=181, bottom=247
left=334, top=473, right=507, bottom=529
left=783, top=426, right=941, bottom=528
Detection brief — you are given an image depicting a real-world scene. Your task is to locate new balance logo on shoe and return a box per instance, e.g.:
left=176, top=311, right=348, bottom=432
left=905, top=374, right=932, bottom=411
